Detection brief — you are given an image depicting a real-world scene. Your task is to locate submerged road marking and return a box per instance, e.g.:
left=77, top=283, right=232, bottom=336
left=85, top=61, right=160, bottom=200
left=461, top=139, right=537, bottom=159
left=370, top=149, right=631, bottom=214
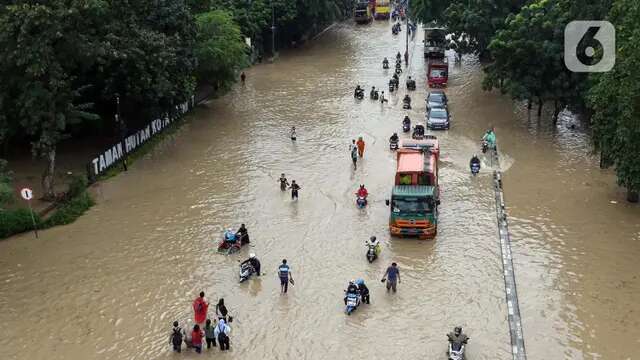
left=491, top=148, right=527, bottom=360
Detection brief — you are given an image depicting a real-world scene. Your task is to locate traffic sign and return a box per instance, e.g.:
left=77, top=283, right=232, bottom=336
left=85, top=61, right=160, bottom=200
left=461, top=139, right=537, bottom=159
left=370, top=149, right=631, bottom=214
left=20, top=188, right=33, bottom=201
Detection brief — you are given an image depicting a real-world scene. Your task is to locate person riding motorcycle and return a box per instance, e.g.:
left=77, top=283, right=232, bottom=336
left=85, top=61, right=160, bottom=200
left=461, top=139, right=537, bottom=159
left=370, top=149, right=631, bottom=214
left=396, top=51, right=401, bottom=61
left=392, top=73, right=399, bottom=84
left=367, top=235, right=381, bottom=255
left=279, top=173, right=290, bottom=190
left=482, top=128, right=496, bottom=149
left=356, top=184, right=368, bottom=199
left=240, top=253, right=261, bottom=276
left=447, top=326, right=469, bottom=349
left=413, top=124, right=425, bottom=137
left=403, top=116, right=411, bottom=127
left=389, top=132, right=399, bottom=143
left=382, top=57, right=389, bottom=68
left=470, top=154, right=481, bottom=172
left=354, top=85, right=364, bottom=98
left=344, top=280, right=360, bottom=305
left=403, top=94, right=411, bottom=106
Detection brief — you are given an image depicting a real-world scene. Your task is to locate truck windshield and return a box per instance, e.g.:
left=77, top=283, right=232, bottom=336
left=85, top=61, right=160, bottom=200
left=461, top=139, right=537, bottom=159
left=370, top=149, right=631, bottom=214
left=392, top=197, right=432, bottom=214
left=429, top=69, right=446, bottom=78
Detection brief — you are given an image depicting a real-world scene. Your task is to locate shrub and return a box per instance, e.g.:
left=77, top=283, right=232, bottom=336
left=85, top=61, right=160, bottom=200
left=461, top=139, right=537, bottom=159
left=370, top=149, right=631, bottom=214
left=0, top=208, right=40, bottom=238
left=43, top=192, right=94, bottom=227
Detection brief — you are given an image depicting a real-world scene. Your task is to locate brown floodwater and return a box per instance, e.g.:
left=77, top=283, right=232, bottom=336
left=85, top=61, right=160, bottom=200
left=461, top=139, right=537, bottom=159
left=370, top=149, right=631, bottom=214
left=1, top=22, right=639, bottom=360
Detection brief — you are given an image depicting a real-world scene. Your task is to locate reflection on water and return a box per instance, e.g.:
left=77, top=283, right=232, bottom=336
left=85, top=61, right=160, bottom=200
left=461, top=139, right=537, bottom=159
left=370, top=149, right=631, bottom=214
left=0, top=21, right=639, bottom=360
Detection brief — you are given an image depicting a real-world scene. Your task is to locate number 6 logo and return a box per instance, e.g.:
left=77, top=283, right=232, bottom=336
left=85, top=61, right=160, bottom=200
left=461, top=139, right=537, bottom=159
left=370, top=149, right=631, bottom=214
left=564, top=21, right=616, bottom=73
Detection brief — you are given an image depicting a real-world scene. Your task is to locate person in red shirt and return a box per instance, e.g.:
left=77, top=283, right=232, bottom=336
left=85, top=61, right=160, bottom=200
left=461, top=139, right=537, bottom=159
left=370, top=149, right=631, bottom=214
left=357, top=184, right=368, bottom=198
left=193, top=292, right=209, bottom=327
left=191, top=324, right=205, bottom=353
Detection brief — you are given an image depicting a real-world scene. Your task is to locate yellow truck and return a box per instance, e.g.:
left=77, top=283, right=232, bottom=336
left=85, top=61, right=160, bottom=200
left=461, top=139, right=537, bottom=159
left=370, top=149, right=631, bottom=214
left=374, top=0, right=390, bottom=20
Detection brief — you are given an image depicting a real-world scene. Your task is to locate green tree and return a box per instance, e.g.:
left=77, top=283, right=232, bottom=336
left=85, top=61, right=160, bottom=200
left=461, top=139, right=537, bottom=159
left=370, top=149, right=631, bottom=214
left=0, top=2, right=100, bottom=199
left=195, top=10, right=248, bottom=87
left=589, top=0, right=640, bottom=202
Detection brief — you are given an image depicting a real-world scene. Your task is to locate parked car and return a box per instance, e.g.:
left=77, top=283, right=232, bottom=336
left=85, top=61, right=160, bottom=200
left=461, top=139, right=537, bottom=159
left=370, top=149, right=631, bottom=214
left=426, top=107, right=450, bottom=130
left=426, top=90, right=448, bottom=112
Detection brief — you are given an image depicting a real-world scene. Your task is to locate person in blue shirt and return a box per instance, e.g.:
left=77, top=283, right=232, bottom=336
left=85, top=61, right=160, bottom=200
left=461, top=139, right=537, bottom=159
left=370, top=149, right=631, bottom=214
left=278, top=259, right=293, bottom=293
left=382, top=262, right=401, bottom=293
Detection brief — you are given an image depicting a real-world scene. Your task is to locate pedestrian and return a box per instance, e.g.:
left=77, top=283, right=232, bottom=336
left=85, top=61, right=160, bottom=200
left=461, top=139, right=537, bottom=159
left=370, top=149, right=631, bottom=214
left=349, top=139, right=356, bottom=153
left=278, top=259, right=294, bottom=293
left=351, top=145, right=358, bottom=170
left=381, top=262, right=401, bottom=293
left=191, top=324, right=204, bottom=353
left=215, top=298, right=228, bottom=322
left=169, top=321, right=183, bottom=353
left=380, top=91, right=387, bottom=103
left=290, top=180, right=301, bottom=200
left=204, top=319, right=216, bottom=349
left=290, top=126, right=297, bottom=141
left=240, top=71, right=246, bottom=83
left=214, top=319, right=231, bottom=351
left=356, top=136, right=365, bottom=158
left=193, top=291, right=209, bottom=327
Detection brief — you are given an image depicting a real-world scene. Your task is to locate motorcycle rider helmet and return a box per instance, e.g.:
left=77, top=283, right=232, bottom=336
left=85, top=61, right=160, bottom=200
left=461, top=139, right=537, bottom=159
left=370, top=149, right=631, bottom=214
left=454, top=327, right=462, bottom=335
left=249, top=253, right=256, bottom=258
left=360, top=184, right=365, bottom=189
left=349, top=279, right=355, bottom=284
left=370, top=236, right=376, bottom=241
left=356, top=278, right=364, bottom=286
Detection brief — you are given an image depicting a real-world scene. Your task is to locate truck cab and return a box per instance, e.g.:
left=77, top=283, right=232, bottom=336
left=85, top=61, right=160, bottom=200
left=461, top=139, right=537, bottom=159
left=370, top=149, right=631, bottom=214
left=388, top=185, right=438, bottom=239
left=428, top=58, right=448, bottom=88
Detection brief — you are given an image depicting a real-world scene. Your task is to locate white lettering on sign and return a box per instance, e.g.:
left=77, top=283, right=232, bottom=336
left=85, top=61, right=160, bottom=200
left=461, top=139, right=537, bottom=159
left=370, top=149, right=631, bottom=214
left=87, top=96, right=195, bottom=177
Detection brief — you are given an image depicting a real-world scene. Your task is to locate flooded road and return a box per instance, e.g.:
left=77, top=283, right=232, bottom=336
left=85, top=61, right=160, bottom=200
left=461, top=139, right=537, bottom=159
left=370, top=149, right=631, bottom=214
left=1, top=22, right=639, bottom=360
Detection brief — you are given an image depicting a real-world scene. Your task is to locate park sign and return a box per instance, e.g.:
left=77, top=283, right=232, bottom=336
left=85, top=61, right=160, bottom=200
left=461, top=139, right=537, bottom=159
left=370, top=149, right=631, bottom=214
left=87, top=96, right=195, bottom=180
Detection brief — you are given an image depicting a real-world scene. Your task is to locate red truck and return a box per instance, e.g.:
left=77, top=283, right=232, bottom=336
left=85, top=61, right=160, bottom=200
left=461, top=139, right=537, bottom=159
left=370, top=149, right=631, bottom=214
left=427, top=58, right=448, bottom=88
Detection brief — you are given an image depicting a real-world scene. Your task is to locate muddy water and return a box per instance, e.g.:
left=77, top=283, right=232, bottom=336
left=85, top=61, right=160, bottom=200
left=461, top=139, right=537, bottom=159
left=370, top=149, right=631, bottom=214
left=1, top=22, right=639, bottom=360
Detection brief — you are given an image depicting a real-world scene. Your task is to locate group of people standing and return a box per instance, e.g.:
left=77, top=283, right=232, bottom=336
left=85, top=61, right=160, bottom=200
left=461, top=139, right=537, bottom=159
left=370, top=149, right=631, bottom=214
left=170, top=293, right=232, bottom=353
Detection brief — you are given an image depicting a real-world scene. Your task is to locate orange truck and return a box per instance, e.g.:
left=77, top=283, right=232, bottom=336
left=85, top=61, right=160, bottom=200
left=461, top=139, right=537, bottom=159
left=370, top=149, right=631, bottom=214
left=386, top=146, right=440, bottom=239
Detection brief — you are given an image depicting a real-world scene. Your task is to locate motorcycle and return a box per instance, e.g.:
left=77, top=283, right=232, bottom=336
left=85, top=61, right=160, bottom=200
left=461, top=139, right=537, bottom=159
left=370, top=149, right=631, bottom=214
left=370, top=90, right=379, bottom=100
left=471, top=162, right=480, bottom=176
left=345, top=291, right=361, bottom=315
left=390, top=139, right=399, bottom=150
left=355, top=90, right=364, bottom=100
left=406, top=79, right=416, bottom=90
left=389, top=81, right=395, bottom=92
left=395, top=67, right=402, bottom=75
left=481, top=140, right=488, bottom=154
left=402, top=122, right=410, bottom=133
left=366, top=243, right=380, bottom=263
left=218, top=237, right=242, bottom=255
left=356, top=195, right=368, bottom=208
left=448, top=342, right=466, bottom=360
left=239, top=262, right=255, bottom=283
left=382, top=61, right=389, bottom=69
left=402, top=98, right=411, bottom=110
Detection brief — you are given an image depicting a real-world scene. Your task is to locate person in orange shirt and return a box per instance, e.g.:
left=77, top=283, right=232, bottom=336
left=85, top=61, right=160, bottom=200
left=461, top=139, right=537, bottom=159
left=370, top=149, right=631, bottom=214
left=356, top=137, right=365, bottom=158
left=193, top=292, right=209, bottom=327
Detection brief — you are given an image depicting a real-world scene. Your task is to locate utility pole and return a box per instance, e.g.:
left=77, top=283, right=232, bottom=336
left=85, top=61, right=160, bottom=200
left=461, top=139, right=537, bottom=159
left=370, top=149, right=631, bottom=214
left=115, top=94, right=128, bottom=171
left=405, top=0, right=410, bottom=57
left=271, top=1, right=276, bottom=56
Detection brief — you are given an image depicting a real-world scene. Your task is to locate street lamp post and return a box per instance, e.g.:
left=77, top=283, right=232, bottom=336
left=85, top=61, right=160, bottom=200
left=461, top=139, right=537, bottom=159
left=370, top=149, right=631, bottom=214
left=405, top=0, right=410, bottom=57
left=115, top=94, right=128, bottom=171
left=271, top=2, right=276, bottom=56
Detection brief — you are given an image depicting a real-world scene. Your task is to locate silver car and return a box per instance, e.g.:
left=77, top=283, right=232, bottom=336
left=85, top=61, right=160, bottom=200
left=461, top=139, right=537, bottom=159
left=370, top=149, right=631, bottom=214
left=426, top=107, right=450, bottom=130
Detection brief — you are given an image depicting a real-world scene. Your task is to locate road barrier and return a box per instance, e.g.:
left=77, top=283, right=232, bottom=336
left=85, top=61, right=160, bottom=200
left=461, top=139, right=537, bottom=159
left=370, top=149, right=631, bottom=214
left=491, top=148, right=527, bottom=360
